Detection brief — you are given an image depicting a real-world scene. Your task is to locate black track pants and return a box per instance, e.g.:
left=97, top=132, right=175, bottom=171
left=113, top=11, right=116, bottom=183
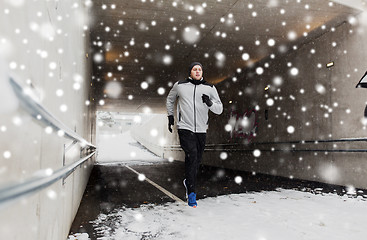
left=178, top=129, right=206, bottom=194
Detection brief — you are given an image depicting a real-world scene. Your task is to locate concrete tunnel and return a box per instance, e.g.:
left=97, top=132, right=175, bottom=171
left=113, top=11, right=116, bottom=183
left=1, top=0, right=367, bottom=239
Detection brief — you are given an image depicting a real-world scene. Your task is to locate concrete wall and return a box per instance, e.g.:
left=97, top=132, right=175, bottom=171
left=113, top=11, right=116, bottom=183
left=0, top=1, right=95, bottom=239
left=136, top=12, right=367, bottom=190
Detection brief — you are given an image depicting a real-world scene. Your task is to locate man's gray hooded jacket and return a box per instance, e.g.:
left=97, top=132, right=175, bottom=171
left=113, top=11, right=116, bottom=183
left=166, top=78, right=223, bottom=133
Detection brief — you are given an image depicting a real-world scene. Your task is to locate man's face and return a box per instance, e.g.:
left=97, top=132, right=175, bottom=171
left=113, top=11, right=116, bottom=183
left=190, top=65, right=203, bottom=80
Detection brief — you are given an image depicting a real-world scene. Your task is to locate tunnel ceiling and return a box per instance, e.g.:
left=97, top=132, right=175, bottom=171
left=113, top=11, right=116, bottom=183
left=89, top=0, right=359, bottom=113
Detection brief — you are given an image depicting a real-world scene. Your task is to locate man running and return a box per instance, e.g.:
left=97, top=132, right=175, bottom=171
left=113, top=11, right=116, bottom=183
left=166, top=62, right=223, bottom=207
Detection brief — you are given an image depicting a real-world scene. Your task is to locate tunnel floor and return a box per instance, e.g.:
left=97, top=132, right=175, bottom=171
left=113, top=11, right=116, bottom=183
left=68, top=160, right=360, bottom=239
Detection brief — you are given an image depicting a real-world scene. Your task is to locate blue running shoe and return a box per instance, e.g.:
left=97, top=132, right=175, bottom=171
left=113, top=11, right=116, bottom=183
left=188, top=192, right=197, bottom=208
left=183, top=179, right=188, bottom=199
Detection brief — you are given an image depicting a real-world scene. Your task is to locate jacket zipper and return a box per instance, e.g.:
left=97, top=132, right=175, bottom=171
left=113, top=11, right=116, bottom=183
left=193, top=85, right=197, bottom=132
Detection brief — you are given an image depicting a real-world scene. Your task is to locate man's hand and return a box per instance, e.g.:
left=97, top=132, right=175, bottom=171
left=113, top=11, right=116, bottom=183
left=202, top=94, right=213, bottom=107
left=168, top=115, right=174, bottom=133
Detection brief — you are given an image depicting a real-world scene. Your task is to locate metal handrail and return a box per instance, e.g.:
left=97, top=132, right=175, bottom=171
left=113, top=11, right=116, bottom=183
left=251, top=137, right=367, bottom=145
left=163, top=139, right=367, bottom=153
left=9, top=77, right=96, bottom=148
left=0, top=151, right=96, bottom=207
left=0, top=76, right=97, bottom=207
left=162, top=137, right=367, bottom=150
left=163, top=145, right=367, bottom=153
left=203, top=148, right=367, bottom=153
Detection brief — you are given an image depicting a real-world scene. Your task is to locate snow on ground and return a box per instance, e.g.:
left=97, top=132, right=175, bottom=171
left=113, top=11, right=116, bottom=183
left=73, top=130, right=367, bottom=239
left=90, top=189, right=367, bottom=240
left=79, top=130, right=367, bottom=239
left=96, top=130, right=164, bottom=164
left=67, top=233, right=90, bottom=240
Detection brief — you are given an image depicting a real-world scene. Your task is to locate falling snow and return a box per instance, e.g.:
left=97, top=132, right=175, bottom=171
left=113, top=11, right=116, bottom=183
left=220, top=152, right=228, bottom=160
left=3, top=0, right=367, bottom=239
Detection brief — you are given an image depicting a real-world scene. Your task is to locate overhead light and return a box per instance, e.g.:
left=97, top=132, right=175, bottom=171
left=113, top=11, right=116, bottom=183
left=265, top=85, right=270, bottom=91
left=229, top=100, right=233, bottom=104
left=326, top=61, right=334, bottom=68
left=355, top=71, right=367, bottom=88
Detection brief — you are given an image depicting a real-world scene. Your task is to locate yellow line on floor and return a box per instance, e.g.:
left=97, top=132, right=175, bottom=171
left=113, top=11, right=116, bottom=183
left=125, top=165, right=185, bottom=204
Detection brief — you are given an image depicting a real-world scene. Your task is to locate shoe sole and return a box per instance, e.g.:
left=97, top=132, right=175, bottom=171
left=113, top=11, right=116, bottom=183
left=183, top=179, right=188, bottom=199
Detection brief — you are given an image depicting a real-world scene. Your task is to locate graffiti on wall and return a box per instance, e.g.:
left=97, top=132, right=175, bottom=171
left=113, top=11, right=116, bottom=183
left=227, top=109, right=258, bottom=143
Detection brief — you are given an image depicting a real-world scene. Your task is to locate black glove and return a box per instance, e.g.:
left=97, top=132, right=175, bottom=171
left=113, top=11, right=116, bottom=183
left=168, top=115, right=174, bottom=133
left=202, top=94, right=213, bottom=107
